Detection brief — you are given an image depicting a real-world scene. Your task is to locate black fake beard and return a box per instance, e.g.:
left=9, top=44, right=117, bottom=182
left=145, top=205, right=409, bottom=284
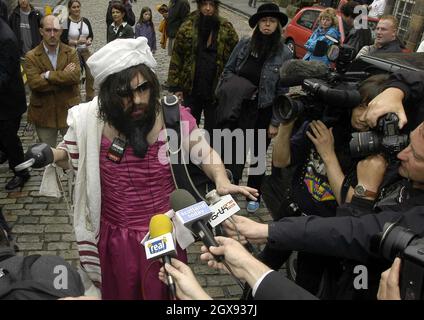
left=106, top=102, right=157, bottom=158
left=198, top=13, right=219, bottom=42
left=251, top=29, right=280, bottom=60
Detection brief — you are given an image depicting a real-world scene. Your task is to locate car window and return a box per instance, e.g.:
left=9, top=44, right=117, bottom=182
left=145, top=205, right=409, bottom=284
left=296, top=10, right=320, bottom=30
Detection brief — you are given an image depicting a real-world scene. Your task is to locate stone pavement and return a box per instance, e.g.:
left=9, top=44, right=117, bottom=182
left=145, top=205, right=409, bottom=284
left=0, top=0, right=282, bottom=300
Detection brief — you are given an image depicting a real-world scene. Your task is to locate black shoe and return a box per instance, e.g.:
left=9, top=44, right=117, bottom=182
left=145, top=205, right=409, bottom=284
left=0, top=151, right=7, bottom=164
left=5, top=174, right=30, bottom=190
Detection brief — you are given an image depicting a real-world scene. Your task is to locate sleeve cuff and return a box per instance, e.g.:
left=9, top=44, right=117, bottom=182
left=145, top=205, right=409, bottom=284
left=252, top=270, right=274, bottom=298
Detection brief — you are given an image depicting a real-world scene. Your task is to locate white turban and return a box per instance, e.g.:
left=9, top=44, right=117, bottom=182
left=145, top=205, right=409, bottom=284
left=86, top=37, right=157, bottom=89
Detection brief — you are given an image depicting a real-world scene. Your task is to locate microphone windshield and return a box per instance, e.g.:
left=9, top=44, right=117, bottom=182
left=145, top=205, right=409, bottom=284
left=170, top=189, right=197, bottom=212
left=149, top=214, right=173, bottom=238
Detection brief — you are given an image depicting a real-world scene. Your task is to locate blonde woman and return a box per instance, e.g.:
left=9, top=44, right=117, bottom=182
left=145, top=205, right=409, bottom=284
left=303, top=8, right=340, bottom=65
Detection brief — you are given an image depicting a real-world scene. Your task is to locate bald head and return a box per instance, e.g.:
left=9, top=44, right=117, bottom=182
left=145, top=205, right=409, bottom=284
left=40, top=15, right=62, bottom=49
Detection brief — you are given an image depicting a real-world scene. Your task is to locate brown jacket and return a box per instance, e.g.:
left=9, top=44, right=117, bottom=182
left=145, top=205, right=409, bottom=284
left=24, top=42, right=80, bottom=128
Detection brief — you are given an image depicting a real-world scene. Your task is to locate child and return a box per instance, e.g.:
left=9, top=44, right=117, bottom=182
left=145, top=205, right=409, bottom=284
left=156, top=4, right=168, bottom=49
left=135, top=7, right=157, bottom=53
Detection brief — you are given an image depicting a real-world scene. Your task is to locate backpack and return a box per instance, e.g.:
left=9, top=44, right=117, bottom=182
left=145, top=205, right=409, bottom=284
left=161, top=95, right=218, bottom=202
left=0, top=253, right=85, bottom=300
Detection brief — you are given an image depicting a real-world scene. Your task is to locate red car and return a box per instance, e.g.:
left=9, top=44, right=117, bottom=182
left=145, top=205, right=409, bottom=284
left=283, top=6, right=379, bottom=59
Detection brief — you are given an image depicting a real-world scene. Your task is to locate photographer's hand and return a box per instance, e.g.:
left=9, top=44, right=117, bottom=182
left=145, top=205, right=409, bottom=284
left=268, top=124, right=279, bottom=139
left=364, top=88, right=407, bottom=129
left=377, top=257, right=401, bottom=300
left=306, top=120, right=335, bottom=162
left=356, top=154, right=388, bottom=200
left=306, top=120, right=347, bottom=204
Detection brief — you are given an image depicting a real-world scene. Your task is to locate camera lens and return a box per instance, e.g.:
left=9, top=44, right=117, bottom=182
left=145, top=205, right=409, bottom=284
left=273, top=95, right=304, bottom=122
left=349, top=131, right=381, bottom=158
left=378, top=223, right=417, bottom=261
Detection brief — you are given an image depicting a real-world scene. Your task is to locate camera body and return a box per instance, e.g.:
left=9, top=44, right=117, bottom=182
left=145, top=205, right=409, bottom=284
left=373, top=222, right=424, bottom=300
left=273, top=42, right=366, bottom=124
left=349, top=113, right=409, bottom=160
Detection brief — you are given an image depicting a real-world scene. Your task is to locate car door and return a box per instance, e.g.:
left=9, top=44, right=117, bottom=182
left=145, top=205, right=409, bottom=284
left=292, top=9, right=321, bottom=58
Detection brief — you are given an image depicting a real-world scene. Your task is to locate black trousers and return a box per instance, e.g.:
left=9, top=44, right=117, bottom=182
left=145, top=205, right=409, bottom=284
left=0, top=116, right=25, bottom=176
left=184, top=93, right=217, bottom=141
left=223, top=102, right=272, bottom=200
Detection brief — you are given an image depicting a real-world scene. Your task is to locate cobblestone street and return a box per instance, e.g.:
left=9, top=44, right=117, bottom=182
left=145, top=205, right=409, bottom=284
left=1, top=0, right=276, bottom=299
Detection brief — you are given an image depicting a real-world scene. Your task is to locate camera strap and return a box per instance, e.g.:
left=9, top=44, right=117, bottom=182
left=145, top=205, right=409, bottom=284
left=340, top=169, right=356, bottom=204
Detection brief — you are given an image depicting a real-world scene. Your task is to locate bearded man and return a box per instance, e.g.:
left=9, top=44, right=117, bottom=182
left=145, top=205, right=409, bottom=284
left=39, top=37, right=257, bottom=300
left=167, top=0, right=238, bottom=138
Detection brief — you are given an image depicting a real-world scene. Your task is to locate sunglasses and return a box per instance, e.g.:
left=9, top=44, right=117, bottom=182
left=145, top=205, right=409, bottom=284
left=116, top=81, right=150, bottom=98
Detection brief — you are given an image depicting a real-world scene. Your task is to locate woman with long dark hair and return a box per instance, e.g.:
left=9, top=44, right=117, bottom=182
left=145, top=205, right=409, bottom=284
left=218, top=3, right=292, bottom=213
left=135, top=7, right=157, bottom=53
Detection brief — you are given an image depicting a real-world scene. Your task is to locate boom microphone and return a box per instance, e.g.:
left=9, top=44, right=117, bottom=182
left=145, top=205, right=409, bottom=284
left=146, top=214, right=177, bottom=300
left=279, top=59, right=329, bottom=87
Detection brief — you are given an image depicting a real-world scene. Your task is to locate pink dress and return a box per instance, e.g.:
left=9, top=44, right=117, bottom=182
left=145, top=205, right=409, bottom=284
left=98, top=107, right=196, bottom=300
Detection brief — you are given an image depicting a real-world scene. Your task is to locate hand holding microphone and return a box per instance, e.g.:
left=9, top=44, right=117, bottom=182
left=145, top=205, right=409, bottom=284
left=14, top=143, right=54, bottom=172
left=146, top=214, right=177, bottom=300
left=200, top=236, right=271, bottom=289
left=158, top=258, right=212, bottom=300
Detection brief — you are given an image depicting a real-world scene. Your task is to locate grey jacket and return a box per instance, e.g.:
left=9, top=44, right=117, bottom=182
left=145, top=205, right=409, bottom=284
left=221, top=37, right=292, bottom=126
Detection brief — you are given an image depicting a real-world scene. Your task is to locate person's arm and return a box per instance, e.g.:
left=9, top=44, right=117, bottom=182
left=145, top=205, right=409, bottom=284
left=0, top=39, right=18, bottom=91
left=364, top=70, right=424, bottom=129
left=167, top=21, right=190, bottom=94
left=272, top=120, right=296, bottom=168
left=47, top=49, right=81, bottom=85
left=306, top=120, right=347, bottom=204
left=200, top=236, right=318, bottom=300
left=85, top=18, right=94, bottom=43
left=24, top=52, right=58, bottom=92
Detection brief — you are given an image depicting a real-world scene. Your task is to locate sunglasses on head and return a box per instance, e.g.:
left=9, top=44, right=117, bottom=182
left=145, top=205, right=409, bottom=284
left=116, top=81, right=150, bottom=98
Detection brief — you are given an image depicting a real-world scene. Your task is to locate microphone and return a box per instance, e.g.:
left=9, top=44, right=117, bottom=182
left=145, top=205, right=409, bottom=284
left=205, top=190, right=240, bottom=229
left=170, top=189, right=223, bottom=261
left=279, top=59, right=329, bottom=87
left=145, top=214, right=177, bottom=300
left=171, top=189, right=246, bottom=290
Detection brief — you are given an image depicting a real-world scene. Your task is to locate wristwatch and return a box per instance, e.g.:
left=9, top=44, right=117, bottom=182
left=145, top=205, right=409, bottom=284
left=354, top=184, right=377, bottom=199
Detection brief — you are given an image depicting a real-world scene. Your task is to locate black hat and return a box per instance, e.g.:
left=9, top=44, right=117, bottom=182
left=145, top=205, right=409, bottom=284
left=248, top=3, right=288, bottom=28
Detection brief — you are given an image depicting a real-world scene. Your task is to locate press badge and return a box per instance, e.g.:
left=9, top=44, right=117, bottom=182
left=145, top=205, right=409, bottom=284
left=107, top=137, right=127, bottom=163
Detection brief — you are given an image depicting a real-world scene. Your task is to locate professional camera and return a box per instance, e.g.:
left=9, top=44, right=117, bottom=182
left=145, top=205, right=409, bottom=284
left=349, top=113, right=409, bottom=160
left=273, top=78, right=361, bottom=123
left=372, top=222, right=424, bottom=300
left=273, top=37, right=367, bottom=124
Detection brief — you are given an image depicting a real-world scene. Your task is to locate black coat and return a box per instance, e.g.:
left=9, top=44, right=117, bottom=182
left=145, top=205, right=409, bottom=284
left=166, top=0, right=190, bottom=38
left=384, top=69, right=424, bottom=132
left=8, top=5, right=42, bottom=56
left=0, top=0, right=7, bottom=21
left=0, top=18, right=26, bottom=120
left=255, top=271, right=318, bottom=300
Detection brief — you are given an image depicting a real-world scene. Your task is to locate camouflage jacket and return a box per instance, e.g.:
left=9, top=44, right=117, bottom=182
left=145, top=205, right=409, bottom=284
left=167, top=12, right=239, bottom=95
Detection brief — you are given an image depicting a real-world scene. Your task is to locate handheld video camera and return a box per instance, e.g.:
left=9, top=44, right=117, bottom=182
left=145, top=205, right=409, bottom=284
left=372, top=222, right=424, bottom=300
left=349, top=113, right=409, bottom=161
left=273, top=36, right=368, bottom=124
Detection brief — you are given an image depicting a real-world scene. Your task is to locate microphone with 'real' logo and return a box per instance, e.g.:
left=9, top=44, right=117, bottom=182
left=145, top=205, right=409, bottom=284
left=145, top=214, right=177, bottom=300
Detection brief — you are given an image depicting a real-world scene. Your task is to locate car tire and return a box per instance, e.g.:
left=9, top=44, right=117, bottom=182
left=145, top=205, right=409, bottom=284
left=286, top=39, right=296, bottom=59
